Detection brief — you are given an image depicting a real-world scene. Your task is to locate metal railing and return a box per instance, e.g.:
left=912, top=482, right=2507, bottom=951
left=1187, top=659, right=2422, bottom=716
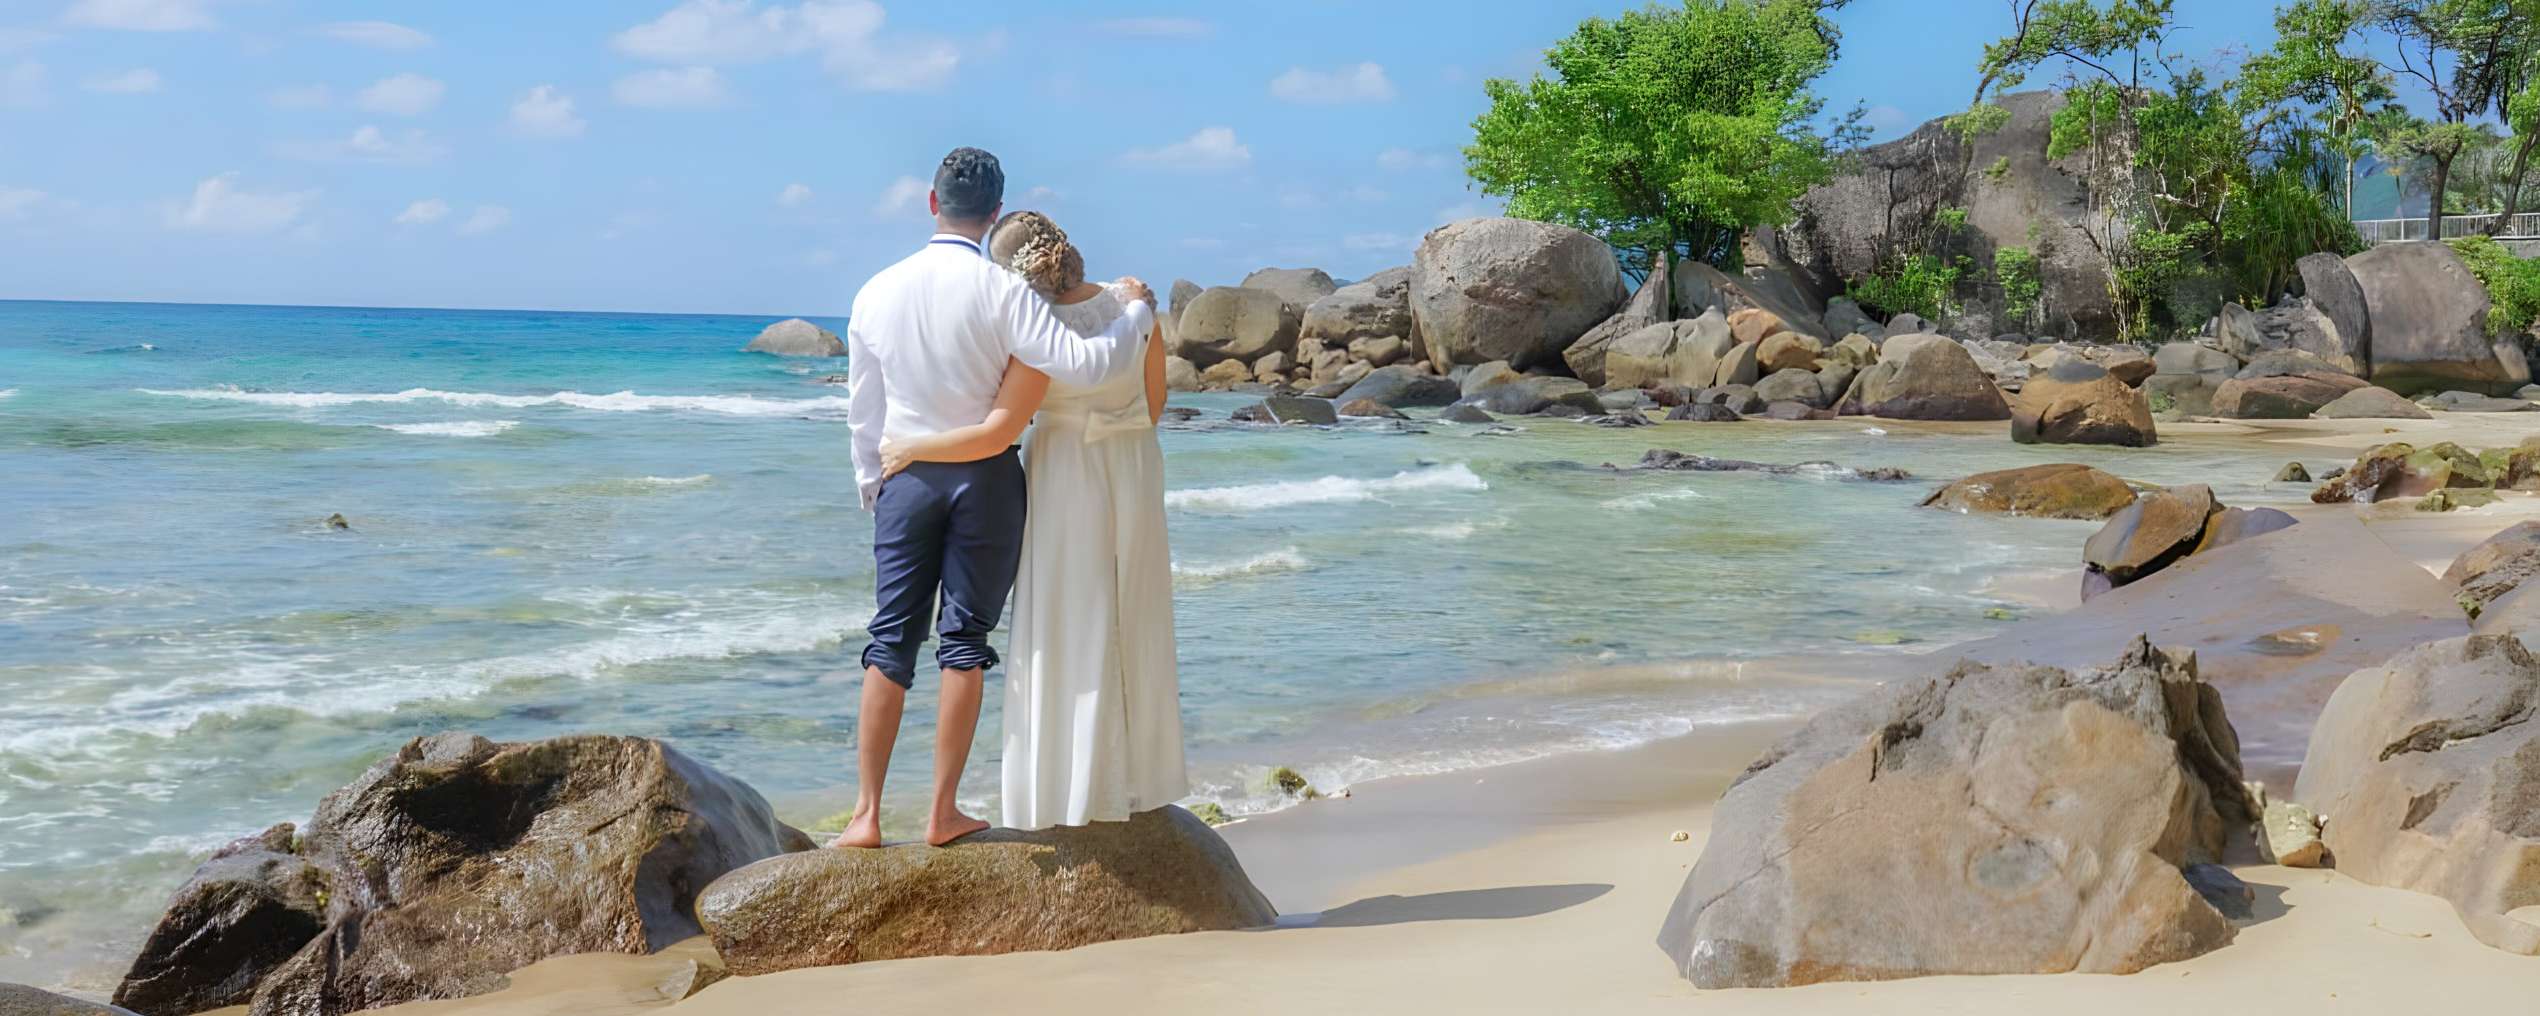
left=2353, top=211, right=2540, bottom=244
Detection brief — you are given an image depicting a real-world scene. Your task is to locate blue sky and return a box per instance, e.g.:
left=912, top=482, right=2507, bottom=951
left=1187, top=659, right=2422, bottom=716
left=0, top=1, right=2328, bottom=314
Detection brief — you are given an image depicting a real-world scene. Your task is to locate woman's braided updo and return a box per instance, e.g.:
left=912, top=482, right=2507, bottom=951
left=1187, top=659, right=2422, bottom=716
left=989, top=210, right=1084, bottom=297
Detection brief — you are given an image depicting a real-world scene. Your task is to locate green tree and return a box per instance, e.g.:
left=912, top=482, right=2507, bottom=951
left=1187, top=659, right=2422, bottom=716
left=1465, top=0, right=1862, bottom=285
left=2242, top=0, right=2396, bottom=217
left=2366, top=0, right=2534, bottom=239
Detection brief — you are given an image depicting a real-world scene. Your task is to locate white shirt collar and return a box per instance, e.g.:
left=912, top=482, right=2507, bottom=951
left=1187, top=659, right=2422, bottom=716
left=927, top=232, right=984, bottom=256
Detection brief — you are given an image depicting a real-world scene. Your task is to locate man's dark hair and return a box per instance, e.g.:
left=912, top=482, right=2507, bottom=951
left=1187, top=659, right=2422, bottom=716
left=933, top=147, right=1003, bottom=223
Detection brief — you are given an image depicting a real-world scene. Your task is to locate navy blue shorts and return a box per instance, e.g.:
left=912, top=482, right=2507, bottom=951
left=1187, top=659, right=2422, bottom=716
left=860, top=449, right=1027, bottom=689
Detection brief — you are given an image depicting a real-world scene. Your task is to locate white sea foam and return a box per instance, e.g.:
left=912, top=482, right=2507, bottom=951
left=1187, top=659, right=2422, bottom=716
left=637, top=474, right=713, bottom=486
left=1600, top=486, right=1711, bottom=511
left=139, top=386, right=852, bottom=418
left=371, top=420, right=520, bottom=437
left=1165, top=463, right=1485, bottom=512
left=1173, top=547, right=1310, bottom=585
left=0, top=389, right=16, bottom=399
left=0, top=604, right=850, bottom=757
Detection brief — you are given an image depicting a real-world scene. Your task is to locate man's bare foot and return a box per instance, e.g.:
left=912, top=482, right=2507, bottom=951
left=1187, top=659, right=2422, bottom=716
left=830, top=810, right=883, bottom=849
left=925, top=810, right=989, bottom=847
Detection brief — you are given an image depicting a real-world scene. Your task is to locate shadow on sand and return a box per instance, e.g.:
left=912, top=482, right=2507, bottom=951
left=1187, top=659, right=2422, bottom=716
left=1269, top=883, right=1613, bottom=930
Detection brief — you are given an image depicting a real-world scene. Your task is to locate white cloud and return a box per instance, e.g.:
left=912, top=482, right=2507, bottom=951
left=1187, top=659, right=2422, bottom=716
left=318, top=21, right=433, bottom=50
left=1378, top=147, right=1452, bottom=171
left=165, top=173, right=314, bottom=234
left=508, top=85, right=586, bottom=139
left=3, top=61, right=48, bottom=107
left=62, top=0, right=214, bottom=31
left=268, top=83, right=330, bottom=109
left=82, top=66, right=157, bottom=93
left=1344, top=233, right=1415, bottom=252
left=1021, top=184, right=1058, bottom=204
left=872, top=175, right=927, bottom=218
left=279, top=125, right=446, bottom=165
left=613, top=66, right=729, bottom=109
left=354, top=73, right=443, bottom=116
left=393, top=198, right=448, bottom=225
left=0, top=28, right=58, bottom=52
left=1123, top=126, right=1251, bottom=171
left=1270, top=62, right=1395, bottom=104
left=0, top=185, right=47, bottom=219
left=611, top=1, right=959, bottom=92
left=1096, top=17, right=1209, bottom=38
left=457, top=205, right=511, bottom=236
left=777, top=182, right=812, bottom=206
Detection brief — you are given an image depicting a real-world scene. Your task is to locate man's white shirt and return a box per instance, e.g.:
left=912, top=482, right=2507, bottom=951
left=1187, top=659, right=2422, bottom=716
left=843, top=233, right=1153, bottom=508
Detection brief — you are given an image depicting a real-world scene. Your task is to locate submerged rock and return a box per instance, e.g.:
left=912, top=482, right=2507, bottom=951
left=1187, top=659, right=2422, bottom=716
left=1921, top=464, right=2137, bottom=520
left=2083, top=484, right=2223, bottom=596
left=697, top=807, right=1277, bottom=975
left=1665, top=403, right=1741, bottom=422
left=2274, top=462, right=2312, bottom=483
left=1230, top=396, right=1338, bottom=426
left=1333, top=364, right=1458, bottom=408
left=2295, top=635, right=2540, bottom=954
left=1626, top=449, right=1909, bottom=482
left=1658, top=638, right=2251, bottom=987
left=2310, top=442, right=2491, bottom=504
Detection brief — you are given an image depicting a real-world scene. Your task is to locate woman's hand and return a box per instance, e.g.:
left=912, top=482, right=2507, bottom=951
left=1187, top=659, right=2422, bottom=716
left=879, top=435, right=916, bottom=478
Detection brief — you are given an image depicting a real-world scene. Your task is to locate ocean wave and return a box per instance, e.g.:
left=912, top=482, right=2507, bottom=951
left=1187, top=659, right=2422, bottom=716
left=371, top=420, right=520, bottom=438
left=0, top=605, right=851, bottom=757
left=1600, top=486, right=1711, bottom=511
left=0, top=389, right=16, bottom=400
left=1165, top=463, right=1485, bottom=512
left=138, top=386, right=852, bottom=418
left=1172, top=547, right=1309, bottom=586
left=636, top=474, right=713, bottom=486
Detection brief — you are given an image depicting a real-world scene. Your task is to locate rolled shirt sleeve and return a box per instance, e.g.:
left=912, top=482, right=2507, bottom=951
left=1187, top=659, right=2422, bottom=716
left=1001, top=281, right=1152, bottom=389
left=844, top=318, right=887, bottom=510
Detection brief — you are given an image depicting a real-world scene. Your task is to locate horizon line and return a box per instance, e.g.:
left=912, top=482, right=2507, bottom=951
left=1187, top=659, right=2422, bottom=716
left=0, top=296, right=847, bottom=322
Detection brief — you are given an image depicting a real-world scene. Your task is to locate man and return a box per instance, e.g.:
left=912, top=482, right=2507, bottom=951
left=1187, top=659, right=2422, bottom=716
left=837, top=147, right=1155, bottom=847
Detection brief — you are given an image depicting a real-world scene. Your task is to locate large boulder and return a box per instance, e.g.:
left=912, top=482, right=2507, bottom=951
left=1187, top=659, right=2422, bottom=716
left=1752, top=368, right=1828, bottom=409
left=0, top=985, right=139, bottom=1015
left=2349, top=241, right=2530, bottom=395
left=1167, top=279, right=1202, bottom=326
left=697, top=807, right=1275, bottom=974
left=1564, top=252, right=1673, bottom=386
left=1756, top=332, right=1824, bottom=373
left=1822, top=297, right=1885, bottom=343
left=2296, top=251, right=2371, bottom=362
left=2294, top=635, right=2540, bottom=954
left=1922, top=463, right=2138, bottom=520
left=2311, top=442, right=2492, bottom=503
left=1410, top=218, right=1626, bottom=371
left=1461, top=375, right=1604, bottom=417
left=1175, top=287, right=1302, bottom=367
left=115, top=824, right=327, bottom=1015
left=742, top=318, right=843, bottom=357
left=2313, top=385, right=2431, bottom=419
left=2010, top=360, right=2156, bottom=446
left=1163, top=355, right=1202, bottom=392
left=1332, top=364, right=1459, bottom=409
left=1674, top=263, right=1827, bottom=341
left=1239, top=266, right=1338, bottom=311
left=1230, top=396, right=1339, bottom=426
left=153, top=734, right=816, bottom=1016
left=2083, top=484, right=2222, bottom=596
left=2154, top=341, right=2241, bottom=379
left=1665, top=312, right=1738, bottom=389
left=1711, top=340, right=1763, bottom=389
left=1845, top=334, right=2011, bottom=420
left=1757, top=91, right=2116, bottom=340
left=1658, top=639, right=2250, bottom=987
left=2210, top=372, right=2369, bottom=419
left=1602, top=322, right=1682, bottom=390
left=1299, top=266, right=1411, bottom=347
left=2027, top=342, right=2155, bottom=386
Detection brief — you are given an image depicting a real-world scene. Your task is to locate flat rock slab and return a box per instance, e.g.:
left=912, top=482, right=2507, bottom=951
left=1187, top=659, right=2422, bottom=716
left=1953, top=515, right=2468, bottom=785
left=0, top=984, right=141, bottom=1016
left=697, top=807, right=1276, bottom=975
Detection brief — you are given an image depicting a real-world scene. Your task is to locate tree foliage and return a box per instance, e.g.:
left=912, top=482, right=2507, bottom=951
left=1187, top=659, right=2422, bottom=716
left=1465, top=0, right=1862, bottom=280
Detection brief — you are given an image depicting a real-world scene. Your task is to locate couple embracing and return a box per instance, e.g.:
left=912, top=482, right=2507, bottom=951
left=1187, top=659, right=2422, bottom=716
left=835, top=147, right=1186, bottom=847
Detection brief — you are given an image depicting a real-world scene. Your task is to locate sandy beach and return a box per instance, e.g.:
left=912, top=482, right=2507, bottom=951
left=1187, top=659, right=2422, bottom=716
left=337, top=413, right=2540, bottom=1016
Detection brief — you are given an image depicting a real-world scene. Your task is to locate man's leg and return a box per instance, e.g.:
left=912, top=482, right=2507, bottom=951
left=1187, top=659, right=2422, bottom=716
left=927, top=450, right=1029, bottom=845
left=838, top=471, right=946, bottom=849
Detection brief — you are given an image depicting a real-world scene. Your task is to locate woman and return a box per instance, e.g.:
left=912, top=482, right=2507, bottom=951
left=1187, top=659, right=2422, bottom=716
left=878, top=210, right=1187, bottom=830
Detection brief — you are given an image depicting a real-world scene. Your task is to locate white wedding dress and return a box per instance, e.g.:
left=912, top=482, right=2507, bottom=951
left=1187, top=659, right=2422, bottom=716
left=1002, top=284, right=1188, bottom=830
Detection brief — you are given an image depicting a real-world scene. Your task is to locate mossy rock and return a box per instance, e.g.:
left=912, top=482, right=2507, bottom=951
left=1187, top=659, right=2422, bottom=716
left=1268, top=766, right=1321, bottom=800
left=1188, top=802, right=1232, bottom=826
left=2416, top=487, right=2499, bottom=512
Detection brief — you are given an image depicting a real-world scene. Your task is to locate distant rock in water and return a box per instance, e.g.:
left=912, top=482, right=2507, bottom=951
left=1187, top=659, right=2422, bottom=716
left=697, top=807, right=1275, bottom=975
left=1621, top=448, right=1909, bottom=481
left=2295, top=635, right=2540, bottom=954
left=743, top=318, right=844, bottom=357
left=118, top=733, right=812, bottom=1016
left=1658, top=638, right=2253, bottom=987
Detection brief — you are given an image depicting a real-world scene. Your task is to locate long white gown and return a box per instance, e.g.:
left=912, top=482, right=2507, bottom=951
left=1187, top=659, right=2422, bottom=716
left=1001, top=284, right=1188, bottom=830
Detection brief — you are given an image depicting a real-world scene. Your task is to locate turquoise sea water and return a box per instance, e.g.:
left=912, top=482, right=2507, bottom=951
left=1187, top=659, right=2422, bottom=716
left=0, top=300, right=2311, bottom=994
